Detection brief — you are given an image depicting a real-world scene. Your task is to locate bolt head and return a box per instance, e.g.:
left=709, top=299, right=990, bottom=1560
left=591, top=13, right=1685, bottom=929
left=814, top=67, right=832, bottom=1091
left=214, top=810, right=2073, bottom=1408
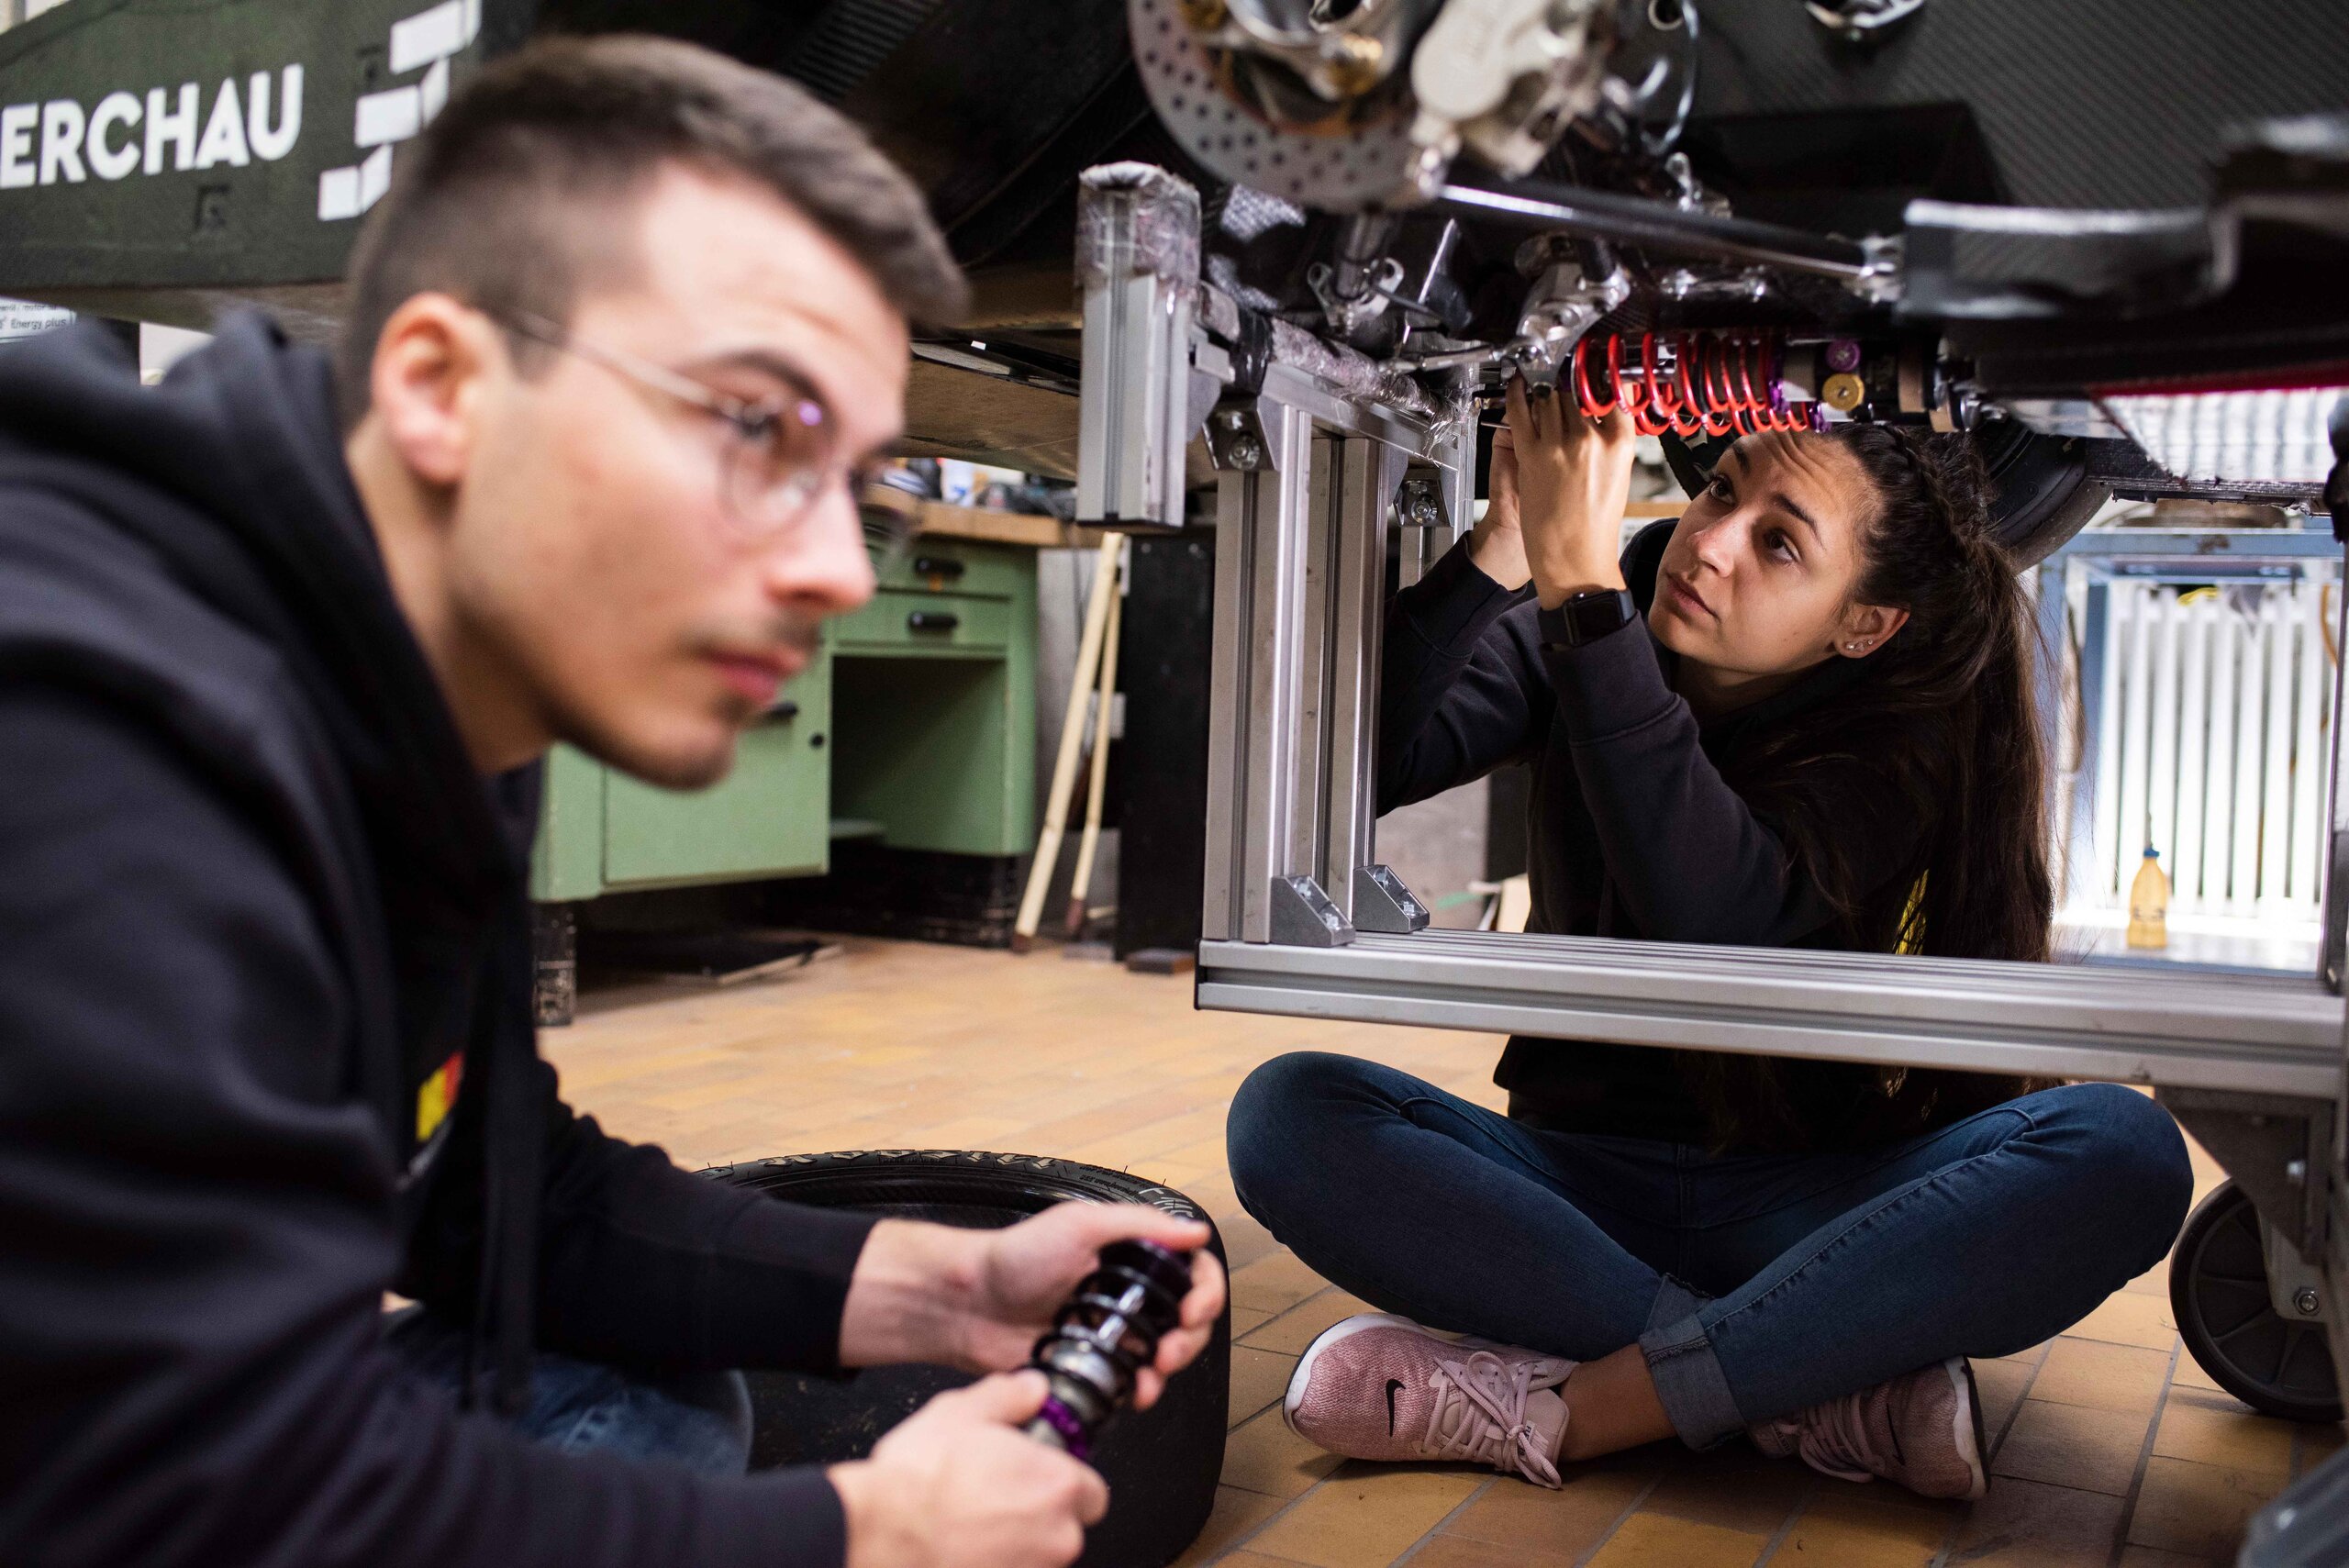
left=1230, top=435, right=1264, bottom=467
left=1822, top=373, right=1867, bottom=413
left=2295, top=1286, right=2322, bottom=1316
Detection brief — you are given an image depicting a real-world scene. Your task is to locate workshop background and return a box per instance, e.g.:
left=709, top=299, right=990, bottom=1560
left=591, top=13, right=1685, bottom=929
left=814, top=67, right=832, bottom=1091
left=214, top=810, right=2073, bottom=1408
left=5, top=0, right=2348, bottom=1561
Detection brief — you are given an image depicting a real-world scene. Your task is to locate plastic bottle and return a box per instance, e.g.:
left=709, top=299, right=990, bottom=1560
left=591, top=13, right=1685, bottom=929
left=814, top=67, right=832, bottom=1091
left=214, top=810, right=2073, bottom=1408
left=2126, top=843, right=2169, bottom=951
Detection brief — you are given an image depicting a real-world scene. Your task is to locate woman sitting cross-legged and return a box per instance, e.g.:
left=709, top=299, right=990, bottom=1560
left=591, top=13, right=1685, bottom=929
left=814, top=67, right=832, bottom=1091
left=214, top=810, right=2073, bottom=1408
left=1224, top=380, right=2193, bottom=1501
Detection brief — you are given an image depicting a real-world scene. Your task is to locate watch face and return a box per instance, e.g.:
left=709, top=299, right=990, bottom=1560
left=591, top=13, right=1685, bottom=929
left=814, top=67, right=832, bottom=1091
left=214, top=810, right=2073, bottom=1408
left=1567, top=590, right=1633, bottom=644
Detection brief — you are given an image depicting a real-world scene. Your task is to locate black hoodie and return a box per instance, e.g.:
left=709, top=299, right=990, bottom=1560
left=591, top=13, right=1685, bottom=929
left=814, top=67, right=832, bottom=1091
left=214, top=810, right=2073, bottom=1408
left=1380, top=528, right=2020, bottom=1152
left=0, top=316, right=879, bottom=1568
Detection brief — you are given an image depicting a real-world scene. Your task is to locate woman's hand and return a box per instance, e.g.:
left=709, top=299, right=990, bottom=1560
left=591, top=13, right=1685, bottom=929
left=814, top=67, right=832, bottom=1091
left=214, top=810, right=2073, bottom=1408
left=1496, top=375, right=1638, bottom=610
left=1467, top=423, right=1532, bottom=591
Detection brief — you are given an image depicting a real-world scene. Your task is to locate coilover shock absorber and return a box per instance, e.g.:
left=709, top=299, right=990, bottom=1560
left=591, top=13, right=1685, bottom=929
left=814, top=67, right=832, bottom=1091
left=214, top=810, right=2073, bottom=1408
left=1570, top=330, right=1823, bottom=439
left=1021, top=1240, right=1195, bottom=1462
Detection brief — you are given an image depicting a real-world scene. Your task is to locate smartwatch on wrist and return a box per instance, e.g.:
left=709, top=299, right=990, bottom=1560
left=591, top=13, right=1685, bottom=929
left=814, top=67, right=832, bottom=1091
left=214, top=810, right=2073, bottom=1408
left=1548, top=587, right=1638, bottom=648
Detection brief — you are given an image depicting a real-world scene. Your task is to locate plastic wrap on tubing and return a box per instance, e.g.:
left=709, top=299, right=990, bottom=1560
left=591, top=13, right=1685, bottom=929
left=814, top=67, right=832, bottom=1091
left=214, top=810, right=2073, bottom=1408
left=1076, top=161, right=1204, bottom=290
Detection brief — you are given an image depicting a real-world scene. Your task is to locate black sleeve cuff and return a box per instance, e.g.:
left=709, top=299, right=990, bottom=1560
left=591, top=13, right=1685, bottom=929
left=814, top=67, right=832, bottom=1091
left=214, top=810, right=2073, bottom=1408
left=1536, top=608, right=1679, bottom=744
left=700, top=1195, right=879, bottom=1374
left=1395, top=537, right=1531, bottom=656
left=696, top=1465, right=852, bottom=1568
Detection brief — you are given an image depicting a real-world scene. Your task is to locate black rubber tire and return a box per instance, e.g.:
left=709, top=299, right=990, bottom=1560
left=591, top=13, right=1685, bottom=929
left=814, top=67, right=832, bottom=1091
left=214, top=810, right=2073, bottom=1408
left=704, top=1151, right=1231, bottom=1568
left=1661, top=419, right=2106, bottom=570
left=2170, top=1181, right=2343, bottom=1424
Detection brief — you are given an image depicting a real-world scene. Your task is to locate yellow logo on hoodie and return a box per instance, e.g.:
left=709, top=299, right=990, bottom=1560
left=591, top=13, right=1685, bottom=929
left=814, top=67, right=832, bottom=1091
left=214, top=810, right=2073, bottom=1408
left=415, top=1050, right=464, bottom=1144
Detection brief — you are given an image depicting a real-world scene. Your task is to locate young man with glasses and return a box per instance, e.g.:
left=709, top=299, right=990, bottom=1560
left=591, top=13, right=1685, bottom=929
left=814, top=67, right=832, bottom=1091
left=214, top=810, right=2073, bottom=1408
left=0, top=35, right=1219, bottom=1568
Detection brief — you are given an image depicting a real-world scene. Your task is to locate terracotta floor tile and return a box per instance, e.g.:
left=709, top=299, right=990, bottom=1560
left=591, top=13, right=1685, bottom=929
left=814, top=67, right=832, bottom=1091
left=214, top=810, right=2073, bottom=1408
left=1582, top=1512, right=1768, bottom=1568
left=1398, top=1530, right=1578, bottom=1568
left=1208, top=1552, right=1319, bottom=1568
left=1989, top=1398, right=2153, bottom=1496
left=1222, top=1406, right=1344, bottom=1498
left=2115, top=1548, right=2222, bottom=1568
left=1441, top=1465, right=1654, bottom=1557
left=2153, top=1387, right=2295, bottom=1478
left=2167, top=1352, right=2228, bottom=1396
left=1231, top=1306, right=1275, bottom=1340
left=1245, top=1467, right=1480, bottom=1568
left=1219, top=1208, right=1285, bottom=1272
left=2299, top=1419, right=2344, bottom=1463
left=1231, top=1251, right=1333, bottom=1316
left=2029, top=1338, right=2172, bottom=1417
left=1163, top=1134, right=1235, bottom=1171
left=1230, top=1346, right=1299, bottom=1429
left=1641, top=1450, right=1813, bottom=1535
left=1946, top=1477, right=2126, bottom=1566
left=1976, top=1358, right=2033, bottom=1445
left=2124, top=1455, right=2282, bottom=1560
left=1763, top=1489, right=1950, bottom=1567
left=1166, top=1486, right=1287, bottom=1568
left=2121, top=1259, right=2172, bottom=1299
left=1241, top=1290, right=1381, bottom=1356
left=2068, top=1292, right=2179, bottom=1352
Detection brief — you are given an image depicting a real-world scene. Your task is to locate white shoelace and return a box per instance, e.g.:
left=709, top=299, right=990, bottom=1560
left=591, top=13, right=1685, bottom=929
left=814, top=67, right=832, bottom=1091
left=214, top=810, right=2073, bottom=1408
left=1419, top=1350, right=1567, bottom=1489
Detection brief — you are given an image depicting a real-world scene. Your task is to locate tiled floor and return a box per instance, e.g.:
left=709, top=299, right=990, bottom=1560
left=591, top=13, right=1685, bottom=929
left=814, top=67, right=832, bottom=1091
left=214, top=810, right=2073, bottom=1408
left=545, top=937, right=2343, bottom=1568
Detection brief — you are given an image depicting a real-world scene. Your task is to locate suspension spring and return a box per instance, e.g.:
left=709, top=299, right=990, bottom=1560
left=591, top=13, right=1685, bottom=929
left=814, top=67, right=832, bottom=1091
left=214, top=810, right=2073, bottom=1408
left=1570, top=330, right=1821, bottom=439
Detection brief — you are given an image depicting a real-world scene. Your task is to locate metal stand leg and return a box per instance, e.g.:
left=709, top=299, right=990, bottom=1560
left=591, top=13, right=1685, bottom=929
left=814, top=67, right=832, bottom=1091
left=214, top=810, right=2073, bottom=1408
left=1074, top=161, right=1466, bottom=951
left=532, top=902, right=577, bottom=1028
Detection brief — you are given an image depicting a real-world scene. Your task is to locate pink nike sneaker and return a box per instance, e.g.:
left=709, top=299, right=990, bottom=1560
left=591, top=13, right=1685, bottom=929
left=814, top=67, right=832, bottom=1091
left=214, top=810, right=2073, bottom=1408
left=1751, top=1357, right=1987, bottom=1501
left=1283, top=1313, right=1576, bottom=1488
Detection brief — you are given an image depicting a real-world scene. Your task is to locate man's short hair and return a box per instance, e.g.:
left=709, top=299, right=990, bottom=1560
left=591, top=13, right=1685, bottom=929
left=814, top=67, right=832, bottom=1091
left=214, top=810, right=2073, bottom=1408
left=333, top=34, right=967, bottom=424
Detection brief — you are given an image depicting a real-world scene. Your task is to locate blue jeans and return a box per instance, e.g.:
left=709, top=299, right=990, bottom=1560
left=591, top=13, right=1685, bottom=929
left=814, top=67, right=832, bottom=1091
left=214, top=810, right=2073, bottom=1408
left=1226, top=1052, right=2192, bottom=1449
left=384, top=1307, right=753, bottom=1475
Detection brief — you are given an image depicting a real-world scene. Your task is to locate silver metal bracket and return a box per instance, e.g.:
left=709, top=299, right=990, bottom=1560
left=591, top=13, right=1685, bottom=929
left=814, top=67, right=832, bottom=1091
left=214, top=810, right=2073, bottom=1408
left=1207, top=399, right=1276, bottom=472
left=1353, top=864, right=1431, bottom=935
left=2159, top=1087, right=2332, bottom=1263
left=1269, top=875, right=1354, bottom=948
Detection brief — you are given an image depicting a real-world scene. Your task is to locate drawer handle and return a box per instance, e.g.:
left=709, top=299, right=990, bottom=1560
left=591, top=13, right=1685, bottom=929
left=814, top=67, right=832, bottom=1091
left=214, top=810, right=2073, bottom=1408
left=767, top=699, right=801, bottom=721
left=907, top=611, right=960, bottom=633
left=910, top=556, right=966, bottom=581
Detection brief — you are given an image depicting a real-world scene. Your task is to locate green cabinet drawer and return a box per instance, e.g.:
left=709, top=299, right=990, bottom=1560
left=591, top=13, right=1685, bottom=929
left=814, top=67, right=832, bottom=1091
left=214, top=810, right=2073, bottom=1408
left=883, top=539, right=1030, bottom=598
left=832, top=588, right=1009, bottom=653
left=603, top=692, right=831, bottom=886
left=529, top=649, right=832, bottom=899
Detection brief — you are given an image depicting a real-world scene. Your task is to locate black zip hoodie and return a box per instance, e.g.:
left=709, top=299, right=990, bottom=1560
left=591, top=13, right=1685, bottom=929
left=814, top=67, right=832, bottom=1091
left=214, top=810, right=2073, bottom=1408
left=1381, top=528, right=2020, bottom=1152
left=0, top=316, right=877, bottom=1567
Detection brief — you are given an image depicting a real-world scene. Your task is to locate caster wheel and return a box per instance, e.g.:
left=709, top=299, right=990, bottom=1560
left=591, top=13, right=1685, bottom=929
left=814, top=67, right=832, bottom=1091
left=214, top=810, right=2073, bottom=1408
left=2171, top=1180, right=2342, bottom=1424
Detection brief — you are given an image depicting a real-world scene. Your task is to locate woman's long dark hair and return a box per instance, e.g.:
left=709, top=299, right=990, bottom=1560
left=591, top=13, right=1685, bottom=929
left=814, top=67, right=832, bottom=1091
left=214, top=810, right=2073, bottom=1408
left=1685, top=424, right=2055, bottom=1148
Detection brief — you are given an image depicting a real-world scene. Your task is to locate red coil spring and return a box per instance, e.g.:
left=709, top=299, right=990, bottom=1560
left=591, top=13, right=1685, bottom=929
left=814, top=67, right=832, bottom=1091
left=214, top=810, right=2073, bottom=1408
left=1571, top=330, right=1814, bottom=439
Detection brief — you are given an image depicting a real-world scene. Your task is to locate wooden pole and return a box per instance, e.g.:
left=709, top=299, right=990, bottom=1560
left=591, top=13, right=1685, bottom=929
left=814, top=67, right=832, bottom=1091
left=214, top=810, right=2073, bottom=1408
left=1013, top=532, right=1123, bottom=950
left=1065, top=537, right=1127, bottom=937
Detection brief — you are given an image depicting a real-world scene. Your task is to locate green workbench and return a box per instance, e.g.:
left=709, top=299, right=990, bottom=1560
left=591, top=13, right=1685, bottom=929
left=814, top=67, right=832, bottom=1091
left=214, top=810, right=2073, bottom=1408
left=529, top=535, right=1039, bottom=903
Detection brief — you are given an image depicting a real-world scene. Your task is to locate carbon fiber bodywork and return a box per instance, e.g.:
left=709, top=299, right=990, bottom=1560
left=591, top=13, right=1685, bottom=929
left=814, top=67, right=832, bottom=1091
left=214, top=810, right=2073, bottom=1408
left=1691, top=0, right=2349, bottom=211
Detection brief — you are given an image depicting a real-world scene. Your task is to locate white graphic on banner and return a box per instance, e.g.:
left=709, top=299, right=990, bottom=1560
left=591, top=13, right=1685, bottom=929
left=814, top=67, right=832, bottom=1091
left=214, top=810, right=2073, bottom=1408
left=317, top=0, right=480, bottom=221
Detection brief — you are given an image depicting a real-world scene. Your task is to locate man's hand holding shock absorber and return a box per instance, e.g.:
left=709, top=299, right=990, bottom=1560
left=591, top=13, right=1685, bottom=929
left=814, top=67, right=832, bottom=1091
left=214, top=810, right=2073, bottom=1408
left=829, top=1204, right=1222, bottom=1568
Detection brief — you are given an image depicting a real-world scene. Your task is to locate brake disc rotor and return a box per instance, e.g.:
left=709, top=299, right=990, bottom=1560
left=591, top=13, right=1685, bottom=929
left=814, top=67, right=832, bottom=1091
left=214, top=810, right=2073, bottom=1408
left=1130, top=0, right=1422, bottom=209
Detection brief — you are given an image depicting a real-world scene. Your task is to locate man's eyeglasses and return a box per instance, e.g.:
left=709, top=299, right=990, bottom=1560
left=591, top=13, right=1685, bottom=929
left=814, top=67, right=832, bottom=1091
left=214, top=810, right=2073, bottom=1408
left=491, top=309, right=918, bottom=562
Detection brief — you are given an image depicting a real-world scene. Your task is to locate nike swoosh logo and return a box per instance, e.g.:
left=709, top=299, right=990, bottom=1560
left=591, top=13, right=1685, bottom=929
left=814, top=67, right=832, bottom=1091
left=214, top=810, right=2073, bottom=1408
left=1386, top=1378, right=1406, bottom=1435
